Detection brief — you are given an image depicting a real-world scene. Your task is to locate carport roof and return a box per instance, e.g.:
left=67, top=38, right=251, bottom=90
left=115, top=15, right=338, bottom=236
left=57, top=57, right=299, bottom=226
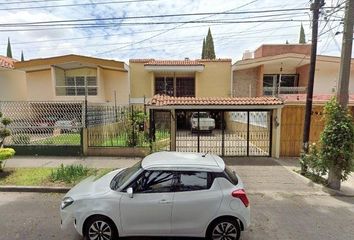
left=147, top=95, right=283, bottom=110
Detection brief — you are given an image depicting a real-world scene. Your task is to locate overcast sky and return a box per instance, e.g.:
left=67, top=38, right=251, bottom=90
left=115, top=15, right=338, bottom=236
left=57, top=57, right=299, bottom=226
left=0, top=0, right=347, bottom=62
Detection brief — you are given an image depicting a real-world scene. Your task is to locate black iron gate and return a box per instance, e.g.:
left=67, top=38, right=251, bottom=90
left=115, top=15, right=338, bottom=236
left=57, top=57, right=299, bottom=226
left=175, top=110, right=272, bottom=157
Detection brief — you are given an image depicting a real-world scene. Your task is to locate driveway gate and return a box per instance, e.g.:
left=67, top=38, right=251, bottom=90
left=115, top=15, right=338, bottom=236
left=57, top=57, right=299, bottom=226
left=175, top=110, right=272, bottom=157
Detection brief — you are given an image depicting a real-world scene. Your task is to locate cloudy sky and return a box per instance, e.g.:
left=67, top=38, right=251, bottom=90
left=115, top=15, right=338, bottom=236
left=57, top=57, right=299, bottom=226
left=0, top=0, right=347, bottom=62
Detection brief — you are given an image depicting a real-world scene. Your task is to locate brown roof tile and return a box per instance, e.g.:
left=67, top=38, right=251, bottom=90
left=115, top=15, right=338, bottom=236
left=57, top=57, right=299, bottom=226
left=0, top=55, right=16, bottom=69
left=129, top=58, right=232, bottom=66
left=148, top=95, right=283, bottom=107
left=145, top=60, right=204, bottom=66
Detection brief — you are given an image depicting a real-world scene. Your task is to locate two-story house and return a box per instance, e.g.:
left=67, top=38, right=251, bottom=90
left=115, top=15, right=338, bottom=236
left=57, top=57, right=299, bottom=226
left=232, top=44, right=354, bottom=156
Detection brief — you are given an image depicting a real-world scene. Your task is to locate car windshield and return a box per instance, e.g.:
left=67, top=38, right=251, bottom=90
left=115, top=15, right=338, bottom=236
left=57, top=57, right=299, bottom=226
left=110, top=161, right=142, bottom=190
left=193, top=112, right=208, bottom=118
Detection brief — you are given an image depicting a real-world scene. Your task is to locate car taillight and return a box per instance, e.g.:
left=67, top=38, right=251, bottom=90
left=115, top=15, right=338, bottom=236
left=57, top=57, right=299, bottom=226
left=232, top=189, right=249, bottom=207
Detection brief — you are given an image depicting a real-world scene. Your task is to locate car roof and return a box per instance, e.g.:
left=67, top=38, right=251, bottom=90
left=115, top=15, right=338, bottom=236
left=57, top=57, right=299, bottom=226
left=141, top=151, right=225, bottom=172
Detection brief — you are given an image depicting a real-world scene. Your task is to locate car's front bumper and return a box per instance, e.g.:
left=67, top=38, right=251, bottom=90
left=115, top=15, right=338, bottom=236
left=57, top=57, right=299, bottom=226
left=60, top=207, right=83, bottom=236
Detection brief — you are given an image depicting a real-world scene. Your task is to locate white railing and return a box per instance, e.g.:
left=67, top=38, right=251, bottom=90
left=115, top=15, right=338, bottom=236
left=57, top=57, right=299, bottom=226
left=263, top=87, right=307, bottom=96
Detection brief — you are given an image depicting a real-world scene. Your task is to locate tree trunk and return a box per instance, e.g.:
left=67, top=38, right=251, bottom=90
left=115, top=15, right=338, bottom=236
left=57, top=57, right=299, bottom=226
left=327, top=165, right=341, bottom=190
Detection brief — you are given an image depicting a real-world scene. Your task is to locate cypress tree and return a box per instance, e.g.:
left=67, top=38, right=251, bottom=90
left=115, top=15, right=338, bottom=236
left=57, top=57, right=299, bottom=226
left=204, top=28, right=216, bottom=59
left=201, top=38, right=206, bottom=59
left=6, top=37, right=12, bottom=58
left=21, top=51, right=24, bottom=61
left=299, top=23, right=306, bottom=44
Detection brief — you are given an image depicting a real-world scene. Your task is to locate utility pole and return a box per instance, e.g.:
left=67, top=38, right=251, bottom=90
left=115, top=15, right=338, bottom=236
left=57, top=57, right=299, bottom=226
left=301, top=0, right=325, bottom=174
left=336, top=0, right=354, bottom=107
left=328, top=0, right=354, bottom=190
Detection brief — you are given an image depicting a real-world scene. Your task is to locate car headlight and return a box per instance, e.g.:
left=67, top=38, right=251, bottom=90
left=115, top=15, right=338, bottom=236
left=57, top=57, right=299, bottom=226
left=61, top=197, right=74, bottom=209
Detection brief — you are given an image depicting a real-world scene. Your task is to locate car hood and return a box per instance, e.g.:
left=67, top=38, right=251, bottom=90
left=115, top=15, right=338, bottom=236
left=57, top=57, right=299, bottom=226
left=64, top=168, right=124, bottom=199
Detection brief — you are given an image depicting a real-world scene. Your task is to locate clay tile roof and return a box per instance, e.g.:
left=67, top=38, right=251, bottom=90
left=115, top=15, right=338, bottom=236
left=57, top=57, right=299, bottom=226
left=145, top=60, right=204, bottom=66
left=197, top=58, right=232, bottom=62
left=0, top=55, right=16, bottom=69
left=148, top=95, right=283, bottom=107
left=129, top=59, right=154, bottom=63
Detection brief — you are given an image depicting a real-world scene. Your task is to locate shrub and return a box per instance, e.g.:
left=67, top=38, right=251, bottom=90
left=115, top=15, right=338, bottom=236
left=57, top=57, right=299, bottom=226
left=50, top=164, right=90, bottom=184
left=301, top=98, right=354, bottom=186
left=0, top=148, right=15, bottom=171
left=319, top=98, right=354, bottom=182
left=0, top=112, right=12, bottom=147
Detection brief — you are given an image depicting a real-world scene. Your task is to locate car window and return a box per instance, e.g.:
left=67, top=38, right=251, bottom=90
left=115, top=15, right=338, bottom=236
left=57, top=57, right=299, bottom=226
left=132, top=171, right=175, bottom=193
left=175, top=171, right=212, bottom=192
left=110, top=161, right=142, bottom=190
left=224, top=166, right=238, bottom=185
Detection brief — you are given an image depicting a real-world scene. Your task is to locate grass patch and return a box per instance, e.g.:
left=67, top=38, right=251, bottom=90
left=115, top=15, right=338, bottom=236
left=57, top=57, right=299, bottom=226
left=33, top=133, right=81, bottom=145
left=0, top=166, right=113, bottom=186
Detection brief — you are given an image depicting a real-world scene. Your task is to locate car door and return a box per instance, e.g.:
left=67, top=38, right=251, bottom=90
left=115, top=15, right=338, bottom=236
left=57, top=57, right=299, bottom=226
left=171, top=171, right=223, bottom=236
left=119, top=170, right=175, bottom=236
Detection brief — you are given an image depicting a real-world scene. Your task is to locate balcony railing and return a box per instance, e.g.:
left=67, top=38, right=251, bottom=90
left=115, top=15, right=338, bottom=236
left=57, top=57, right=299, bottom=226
left=263, top=86, right=307, bottom=96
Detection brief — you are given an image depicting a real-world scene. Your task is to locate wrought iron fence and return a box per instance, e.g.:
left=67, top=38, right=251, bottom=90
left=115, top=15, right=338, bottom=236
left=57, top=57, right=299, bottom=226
left=0, top=101, right=84, bottom=146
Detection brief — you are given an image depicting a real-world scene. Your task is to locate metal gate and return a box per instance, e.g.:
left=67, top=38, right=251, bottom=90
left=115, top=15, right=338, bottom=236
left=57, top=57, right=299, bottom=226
left=176, top=110, right=272, bottom=156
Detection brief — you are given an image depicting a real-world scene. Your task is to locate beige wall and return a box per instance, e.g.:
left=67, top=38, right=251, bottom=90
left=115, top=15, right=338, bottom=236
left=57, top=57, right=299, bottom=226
left=26, top=69, right=53, bottom=101
left=233, top=67, right=258, bottom=97
left=0, top=69, right=26, bottom=101
left=196, top=61, right=231, bottom=97
left=130, top=61, right=231, bottom=99
left=129, top=62, right=153, bottom=99
left=102, top=68, right=129, bottom=104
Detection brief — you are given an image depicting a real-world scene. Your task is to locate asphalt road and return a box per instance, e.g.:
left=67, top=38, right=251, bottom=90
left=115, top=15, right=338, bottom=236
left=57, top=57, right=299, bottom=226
left=0, top=192, right=354, bottom=240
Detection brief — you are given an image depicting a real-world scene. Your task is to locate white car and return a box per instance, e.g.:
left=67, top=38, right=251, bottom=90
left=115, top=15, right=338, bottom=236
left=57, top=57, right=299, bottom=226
left=190, top=112, right=216, bottom=133
left=60, top=152, right=250, bottom=240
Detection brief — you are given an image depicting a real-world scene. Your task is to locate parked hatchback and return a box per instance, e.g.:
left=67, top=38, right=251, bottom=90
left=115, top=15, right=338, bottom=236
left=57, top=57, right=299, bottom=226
left=60, top=152, right=250, bottom=240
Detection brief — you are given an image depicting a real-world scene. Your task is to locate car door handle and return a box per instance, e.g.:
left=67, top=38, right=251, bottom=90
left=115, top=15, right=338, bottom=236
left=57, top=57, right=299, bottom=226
left=159, top=199, right=172, bottom=204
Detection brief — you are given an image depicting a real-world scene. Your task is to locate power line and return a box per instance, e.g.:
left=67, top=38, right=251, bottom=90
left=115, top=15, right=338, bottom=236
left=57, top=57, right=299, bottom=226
left=1, top=7, right=325, bottom=26
left=0, top=0, right=158, bottom=11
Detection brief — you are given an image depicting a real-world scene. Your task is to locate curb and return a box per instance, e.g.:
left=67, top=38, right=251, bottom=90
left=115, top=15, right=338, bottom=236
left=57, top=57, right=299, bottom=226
left=0, top=185, right=70, bottom=193
left=274, top=159, right=354, bottom=197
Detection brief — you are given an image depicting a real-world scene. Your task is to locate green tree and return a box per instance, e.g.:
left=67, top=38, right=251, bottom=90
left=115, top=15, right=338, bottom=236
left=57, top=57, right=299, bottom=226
left=203, top=28, right=216, bottom=59
left=299, top=23, right=306, bottom=44
left=201, top=38, right=206, bottom=59
left=300, top=98, right=354, bottom=190
left=21, top=50, right=24, bottom=61
left=6, top=37, right=12, bottom=58
left=320, top=98, right=354, bottom=190
left=286, top=40, right=289, bottom=44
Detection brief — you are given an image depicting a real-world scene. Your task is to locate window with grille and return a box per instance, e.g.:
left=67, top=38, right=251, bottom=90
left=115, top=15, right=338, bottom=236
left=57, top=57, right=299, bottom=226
left=56, top=76, right=98, bottom=96
left=154, top=76, right=195, bottom=97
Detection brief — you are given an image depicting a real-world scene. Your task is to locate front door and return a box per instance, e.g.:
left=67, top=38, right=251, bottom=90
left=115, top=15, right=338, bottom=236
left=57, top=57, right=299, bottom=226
left=119, top=170, right=175, bottom=235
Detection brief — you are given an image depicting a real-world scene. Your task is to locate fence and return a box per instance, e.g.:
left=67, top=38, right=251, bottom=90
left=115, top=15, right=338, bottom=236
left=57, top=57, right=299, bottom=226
left=87, top=105, right=170, bottom=151
left=0, top=101, right=172, bottom=156
left=0, top=101, right=84, bottom=155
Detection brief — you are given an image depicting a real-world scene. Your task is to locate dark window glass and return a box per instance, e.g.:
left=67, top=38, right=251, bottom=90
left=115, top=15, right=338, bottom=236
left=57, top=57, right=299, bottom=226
left=176, top=77, right=195, bottom=97
left=263, top=75, right=275, bottom=87
left=175, top=171, right=211, bottom=191
left=280, top=75, right=297, bottom=87
left=132, top=171, right=174, bottom=193
left=224, top=166, right=238, bottom=185
left=155, top=77, right=174, bottom=96
left=76, top=76, right=85, bottom=86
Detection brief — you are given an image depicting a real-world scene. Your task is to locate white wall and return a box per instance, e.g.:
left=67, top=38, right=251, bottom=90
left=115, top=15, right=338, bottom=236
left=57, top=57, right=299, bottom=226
left=314, top=61, right=354, bottom=94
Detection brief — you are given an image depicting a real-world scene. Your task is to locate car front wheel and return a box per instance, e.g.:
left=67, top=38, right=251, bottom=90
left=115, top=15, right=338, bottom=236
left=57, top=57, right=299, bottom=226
left=84, top=216, right=118, bottom=240
left=207, top=218, right=241, bottom=240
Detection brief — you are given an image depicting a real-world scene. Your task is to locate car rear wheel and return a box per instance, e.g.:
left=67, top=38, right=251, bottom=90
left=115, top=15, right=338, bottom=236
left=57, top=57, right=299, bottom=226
left=84, top=216, right=118, bottom=240
left=207, top=218, right=241, bottom=240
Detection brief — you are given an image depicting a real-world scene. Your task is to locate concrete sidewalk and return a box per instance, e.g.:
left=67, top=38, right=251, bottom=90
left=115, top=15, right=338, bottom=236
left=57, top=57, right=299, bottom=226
left=275, top=157, right=354, bottom=197
left=4, top=156, right=140, bottom=169
left=3, top=155, right=354, bottom=196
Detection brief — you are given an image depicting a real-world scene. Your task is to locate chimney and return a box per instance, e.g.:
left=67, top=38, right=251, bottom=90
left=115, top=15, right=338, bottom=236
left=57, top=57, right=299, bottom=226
left=242, top=50, right=253, bottom=60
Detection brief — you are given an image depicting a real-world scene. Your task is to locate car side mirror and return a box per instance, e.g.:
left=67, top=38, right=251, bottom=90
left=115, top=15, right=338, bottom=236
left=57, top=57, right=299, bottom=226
left=127, top=187, right=133, bottom=198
